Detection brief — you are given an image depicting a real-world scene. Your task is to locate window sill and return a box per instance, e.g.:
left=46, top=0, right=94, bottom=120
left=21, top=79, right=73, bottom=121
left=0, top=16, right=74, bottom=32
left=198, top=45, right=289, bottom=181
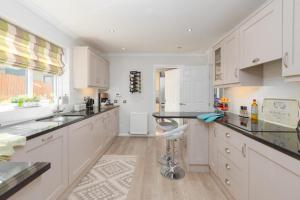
left=0, top=101, right=53, bottom=113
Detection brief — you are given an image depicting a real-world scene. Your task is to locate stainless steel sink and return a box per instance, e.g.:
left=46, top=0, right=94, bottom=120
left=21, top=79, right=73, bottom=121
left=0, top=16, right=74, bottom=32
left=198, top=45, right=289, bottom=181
left=37, top=115, right=84, bottom=123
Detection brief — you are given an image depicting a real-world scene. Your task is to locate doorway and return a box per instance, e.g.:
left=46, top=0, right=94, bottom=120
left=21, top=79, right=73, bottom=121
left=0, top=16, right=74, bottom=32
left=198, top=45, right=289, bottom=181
left=154, top=65, right=212, bottom=113
left=155, top=68, right=180, bottom=112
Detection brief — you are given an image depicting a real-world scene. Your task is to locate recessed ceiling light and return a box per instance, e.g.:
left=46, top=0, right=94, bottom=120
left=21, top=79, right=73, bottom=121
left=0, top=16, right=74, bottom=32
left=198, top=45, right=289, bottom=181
left=186, top=28, right=193, bottom=32
left=109, top=29, right=116, bottom=33
left=121, top=47, right=126, bottom=51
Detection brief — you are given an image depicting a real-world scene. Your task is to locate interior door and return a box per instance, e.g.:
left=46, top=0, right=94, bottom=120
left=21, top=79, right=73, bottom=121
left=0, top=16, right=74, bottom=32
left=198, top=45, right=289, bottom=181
left=164, top=69, right=180, bottom=112
left=180, top=66, right=210, bottom=112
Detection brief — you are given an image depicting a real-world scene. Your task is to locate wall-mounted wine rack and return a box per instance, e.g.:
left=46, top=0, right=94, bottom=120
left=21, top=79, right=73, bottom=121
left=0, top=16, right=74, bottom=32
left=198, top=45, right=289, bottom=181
left=129, top=71, right=141, bottom=93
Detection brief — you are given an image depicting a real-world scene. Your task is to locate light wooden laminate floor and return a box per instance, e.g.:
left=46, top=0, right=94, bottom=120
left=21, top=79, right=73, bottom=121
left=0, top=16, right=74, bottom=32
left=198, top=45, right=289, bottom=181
left=104, top=136, right=228, bottom=200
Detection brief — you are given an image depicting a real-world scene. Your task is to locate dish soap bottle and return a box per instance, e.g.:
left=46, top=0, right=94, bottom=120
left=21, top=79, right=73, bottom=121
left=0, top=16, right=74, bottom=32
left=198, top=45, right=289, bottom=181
left=251, top=99, right=258, bottom=120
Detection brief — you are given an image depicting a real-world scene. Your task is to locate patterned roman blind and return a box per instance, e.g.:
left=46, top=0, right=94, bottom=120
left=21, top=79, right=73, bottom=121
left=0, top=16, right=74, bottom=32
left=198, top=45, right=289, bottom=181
left=0, top=18, right=64, bottom=75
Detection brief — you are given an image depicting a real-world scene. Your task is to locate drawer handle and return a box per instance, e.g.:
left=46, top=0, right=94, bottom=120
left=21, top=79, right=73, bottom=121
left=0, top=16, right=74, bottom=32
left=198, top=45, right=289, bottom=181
left=47, top=135, right=54, bottom=140
left=283, top=52, right=289, bottom=68
left=242, top=143, right=247, bottom=158
left=252, top=58, right=260, bottom=63
left=225, top=148, right=230, bottom=154
left=41, top=135, right=54, bottom=143
left=225, top=163, right=231, bottom=170
left=225, top=178, right=231, bottom=186
left=213, top=128, right=216, bottom=137
left=225, top=132, right=230, bottom=138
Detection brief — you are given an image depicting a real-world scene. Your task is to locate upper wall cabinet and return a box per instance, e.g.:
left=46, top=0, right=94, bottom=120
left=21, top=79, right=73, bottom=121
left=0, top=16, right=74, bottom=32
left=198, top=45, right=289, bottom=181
left=213, top=31, right=239, bottom=86
left=240, top=0, right=282, bottom=69
left=213, top=42, right=224, bottom=86
left=223, top=30, right=240, bottom=85
left=73, top=47, right=109, bottom=90
left=213, top=31, right=263, bottom=87
left=282, top=0, right=300, bottom=80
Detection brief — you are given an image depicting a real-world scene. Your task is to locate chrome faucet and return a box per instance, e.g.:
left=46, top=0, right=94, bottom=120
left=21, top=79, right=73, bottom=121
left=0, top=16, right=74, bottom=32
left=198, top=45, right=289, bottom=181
left=53, top=96, right=65, bottom=114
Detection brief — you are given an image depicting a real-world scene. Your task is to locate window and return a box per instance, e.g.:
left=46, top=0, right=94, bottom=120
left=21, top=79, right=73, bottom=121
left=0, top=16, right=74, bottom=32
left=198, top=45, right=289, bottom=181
left=0, top=65, right=56, bottom=106
left=0, top=66, right=27, bottom=103
left=33, top=71, right=55, bottom=103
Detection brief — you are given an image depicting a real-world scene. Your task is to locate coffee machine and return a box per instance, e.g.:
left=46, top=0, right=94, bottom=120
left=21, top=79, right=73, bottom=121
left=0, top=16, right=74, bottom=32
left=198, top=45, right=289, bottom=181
left=98, top=92, right=109, bottom=109
left=84, top=97, right=94, bottom=111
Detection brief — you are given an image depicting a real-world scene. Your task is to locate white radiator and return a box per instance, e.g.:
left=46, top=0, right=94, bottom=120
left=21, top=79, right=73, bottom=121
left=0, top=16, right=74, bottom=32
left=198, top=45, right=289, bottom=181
left=130, top=112, right=148, bottom=135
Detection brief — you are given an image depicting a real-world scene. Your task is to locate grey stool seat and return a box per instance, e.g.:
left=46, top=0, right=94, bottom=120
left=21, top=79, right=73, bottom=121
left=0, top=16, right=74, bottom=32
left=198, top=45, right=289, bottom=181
left=156, top=118, right=178, bottom=131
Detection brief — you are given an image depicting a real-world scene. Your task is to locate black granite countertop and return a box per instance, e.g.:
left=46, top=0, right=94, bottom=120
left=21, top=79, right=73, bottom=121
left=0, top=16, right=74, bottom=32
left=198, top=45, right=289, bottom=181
left=0, top=106, right=119, bottom=140
left=152, top=112, right=209, bottom=119
left=152, top=111, right=300, bottom=160
left=0, top=162, right=50, bottom=200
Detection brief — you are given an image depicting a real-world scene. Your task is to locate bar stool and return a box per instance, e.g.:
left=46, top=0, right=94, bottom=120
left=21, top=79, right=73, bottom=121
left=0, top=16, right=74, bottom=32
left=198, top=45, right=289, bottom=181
left=155, top=118, right=178, bottom=165
left=160, top=124, right=188, bottom=180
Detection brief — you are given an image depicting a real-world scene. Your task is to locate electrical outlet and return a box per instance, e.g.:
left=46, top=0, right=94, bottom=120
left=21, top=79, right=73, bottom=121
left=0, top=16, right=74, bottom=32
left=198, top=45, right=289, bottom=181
left=114, top=100, right=118, bottom=103
left=123, top=100, right=127, bottom=104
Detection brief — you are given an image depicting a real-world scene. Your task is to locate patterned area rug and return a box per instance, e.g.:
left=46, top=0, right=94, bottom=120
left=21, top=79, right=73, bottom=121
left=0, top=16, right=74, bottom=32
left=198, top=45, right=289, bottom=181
left=68, top=155, right=137, bottom=200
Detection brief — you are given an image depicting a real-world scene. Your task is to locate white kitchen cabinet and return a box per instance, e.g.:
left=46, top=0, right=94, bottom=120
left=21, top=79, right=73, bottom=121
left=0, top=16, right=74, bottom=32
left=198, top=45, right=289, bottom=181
left=213, top=31, right=263, bottom=87
left=184, top=119, right=209, bottom=172
left=214, top=123, right=248, bottom=200
left=98, top=57, right=109, bottom=89
left=112, top=107, right=119, bottom=136
left=240, top=0, right=282, bottom=69
left=208, top=123, right=218, bottom=175
left=92, top=114, right=105, bottom=156
left=73, top=46, right=109, bottom=90
left=213, top=42, right=225, bottom=86
left=223, top=30, right=240, bottom=84
left=282, top=0, right=300, bottom=80
left=209, top=122, right=300, bottom=200
left=68, top=118, right=94, bottom=183
left=10, top=128, right=68, bottom=200
left=248, top=147, right=300, bottom=200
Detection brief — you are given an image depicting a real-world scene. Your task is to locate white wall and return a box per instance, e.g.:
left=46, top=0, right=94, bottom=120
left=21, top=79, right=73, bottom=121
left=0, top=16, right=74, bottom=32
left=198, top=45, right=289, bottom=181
left=107, top=54, right=208, bottom=135
left=0, top=0, right=99, bottom=125
left=224, top=60, right=300, bottom=120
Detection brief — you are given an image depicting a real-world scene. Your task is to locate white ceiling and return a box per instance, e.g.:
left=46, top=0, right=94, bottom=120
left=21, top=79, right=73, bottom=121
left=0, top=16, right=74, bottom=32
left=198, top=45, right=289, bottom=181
left=19, top=0, right=266, bottom=54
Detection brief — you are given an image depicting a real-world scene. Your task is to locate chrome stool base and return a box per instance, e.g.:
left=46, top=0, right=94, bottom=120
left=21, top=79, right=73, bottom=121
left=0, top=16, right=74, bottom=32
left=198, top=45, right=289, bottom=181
left=160, top=165, right=185, bottom=180
left=158, top=154, right=171, bottom=166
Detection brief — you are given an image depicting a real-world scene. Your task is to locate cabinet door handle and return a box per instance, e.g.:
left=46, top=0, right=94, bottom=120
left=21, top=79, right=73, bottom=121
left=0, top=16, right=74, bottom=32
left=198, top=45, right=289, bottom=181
left=252, top=58, right=260, bottom=63
left=225, top=148, right=230, bottom=154
left=225, top=178, right=231, bottom=186
left=283, top=52, right=289, bottom=68
left=213, top=128, right=216, bottom=137
left=234, top=68, right=238, bottom=78
left=225, top=163, right=231, bottom=170
left=242, top=143, right=247, bottom=158
left=225, top=132, right=230, bottom=138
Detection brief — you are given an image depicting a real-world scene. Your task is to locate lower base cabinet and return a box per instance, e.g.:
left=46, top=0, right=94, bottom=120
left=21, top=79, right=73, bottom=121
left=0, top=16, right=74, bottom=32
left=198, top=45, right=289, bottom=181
left=248, top=147, right=300, bottom=200
left=9, top=108, right=119, bottom=200
left=209, top=123, right=300, bottom=200
left=68, top=118, right=95, bottom=183
left=183, top=119, right=209, bottom=172
left=10, top=127, right=68, bottom=200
